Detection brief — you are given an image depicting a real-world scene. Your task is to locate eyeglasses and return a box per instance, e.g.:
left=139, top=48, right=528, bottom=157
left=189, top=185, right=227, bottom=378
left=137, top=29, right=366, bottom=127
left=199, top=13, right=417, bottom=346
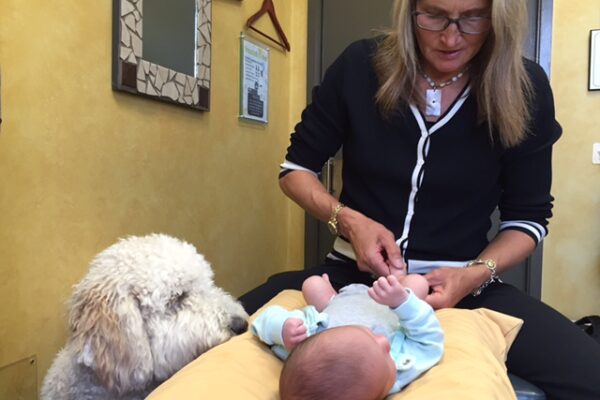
left=413, top=12, right=491, bottom=35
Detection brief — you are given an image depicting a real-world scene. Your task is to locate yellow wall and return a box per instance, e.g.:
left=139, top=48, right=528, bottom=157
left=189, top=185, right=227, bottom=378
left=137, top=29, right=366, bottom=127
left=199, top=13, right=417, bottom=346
left=0, top=0, right=306, bottom=388
left=544, top=0, right=600, bottom=317
left=2, top=0, right=600, bottom=393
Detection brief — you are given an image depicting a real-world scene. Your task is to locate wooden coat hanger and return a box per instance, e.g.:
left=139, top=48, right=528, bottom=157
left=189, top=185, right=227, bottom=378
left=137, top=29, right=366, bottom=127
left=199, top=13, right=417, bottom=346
left=245, top=0, right=291, bottom=51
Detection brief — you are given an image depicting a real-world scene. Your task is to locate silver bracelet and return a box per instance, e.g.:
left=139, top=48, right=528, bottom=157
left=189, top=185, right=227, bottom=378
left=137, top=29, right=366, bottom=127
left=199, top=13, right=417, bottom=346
left=465, top=259, right=498, bottom=296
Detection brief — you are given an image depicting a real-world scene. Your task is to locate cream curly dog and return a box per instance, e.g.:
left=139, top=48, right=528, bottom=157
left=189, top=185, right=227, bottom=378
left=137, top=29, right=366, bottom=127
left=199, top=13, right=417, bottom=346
left=41, top=234, right=249, bottom=400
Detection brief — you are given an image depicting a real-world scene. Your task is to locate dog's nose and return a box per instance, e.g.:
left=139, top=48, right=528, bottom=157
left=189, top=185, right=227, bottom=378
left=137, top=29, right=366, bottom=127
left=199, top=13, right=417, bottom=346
left=230, top=316, right=248, bottom=335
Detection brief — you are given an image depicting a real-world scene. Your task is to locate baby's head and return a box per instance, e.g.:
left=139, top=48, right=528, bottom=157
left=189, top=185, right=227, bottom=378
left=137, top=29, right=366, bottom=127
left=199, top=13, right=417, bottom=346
left=280, top=326, right=396, bottom=400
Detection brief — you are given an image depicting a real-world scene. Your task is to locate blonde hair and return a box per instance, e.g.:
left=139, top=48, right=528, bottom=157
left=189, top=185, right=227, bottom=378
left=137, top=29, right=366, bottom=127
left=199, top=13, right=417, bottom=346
left=374, top=0, right=533, bottom=147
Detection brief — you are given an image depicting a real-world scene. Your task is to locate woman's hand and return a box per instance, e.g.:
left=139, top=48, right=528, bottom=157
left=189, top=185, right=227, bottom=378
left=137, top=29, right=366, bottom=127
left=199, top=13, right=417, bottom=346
left=338, top=208, right=406, bottom=277
left=278, top=170, right=405, bottom=277
left=424, top=231, right=537, bottom=309
left=424, top=266, right=491, bottom=309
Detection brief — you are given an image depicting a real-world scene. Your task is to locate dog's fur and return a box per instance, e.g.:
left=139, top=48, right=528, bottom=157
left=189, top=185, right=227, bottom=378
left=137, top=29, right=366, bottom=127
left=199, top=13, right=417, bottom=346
left=41, top=234, right=249, bottom=400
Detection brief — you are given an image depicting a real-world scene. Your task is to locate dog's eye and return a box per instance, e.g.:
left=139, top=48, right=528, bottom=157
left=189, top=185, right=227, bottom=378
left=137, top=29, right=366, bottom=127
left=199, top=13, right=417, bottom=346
left=167, top=291, right=189, bottom=311
left=176, top=291, right=188, bottom=304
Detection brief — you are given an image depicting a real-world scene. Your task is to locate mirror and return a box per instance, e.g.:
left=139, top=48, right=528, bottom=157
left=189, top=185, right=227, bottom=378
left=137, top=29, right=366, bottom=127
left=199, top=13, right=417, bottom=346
left=143, top=0, right=196, bottom=76
left=112, top=0, right=212, bottom=110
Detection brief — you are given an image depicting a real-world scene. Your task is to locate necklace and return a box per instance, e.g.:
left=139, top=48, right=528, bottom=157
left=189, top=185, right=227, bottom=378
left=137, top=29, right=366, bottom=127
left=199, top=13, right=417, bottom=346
left=421, top=68, right=468, bottom=117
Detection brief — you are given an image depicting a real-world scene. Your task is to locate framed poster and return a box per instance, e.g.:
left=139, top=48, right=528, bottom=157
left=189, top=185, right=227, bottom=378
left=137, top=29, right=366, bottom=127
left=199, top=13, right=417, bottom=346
left=239, top=34, right=269, bottom=123
left=589, top=29, right=600, bottom=91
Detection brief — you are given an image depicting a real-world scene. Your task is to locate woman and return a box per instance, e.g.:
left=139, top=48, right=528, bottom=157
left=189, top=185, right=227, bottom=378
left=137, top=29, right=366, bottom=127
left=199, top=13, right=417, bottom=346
left=240, top=0, right=600, bottom=398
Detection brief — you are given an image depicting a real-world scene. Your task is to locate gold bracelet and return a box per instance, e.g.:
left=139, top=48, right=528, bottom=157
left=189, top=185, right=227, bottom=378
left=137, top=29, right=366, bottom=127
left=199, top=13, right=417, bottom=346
left=327, top=203, right=345, bottom=236
left=465, top=259, right=498, bottom=296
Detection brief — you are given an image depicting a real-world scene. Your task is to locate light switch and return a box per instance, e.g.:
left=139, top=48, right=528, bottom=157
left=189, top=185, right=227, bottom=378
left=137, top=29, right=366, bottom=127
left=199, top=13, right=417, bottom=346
left=593, top=143, right=600, bottom=165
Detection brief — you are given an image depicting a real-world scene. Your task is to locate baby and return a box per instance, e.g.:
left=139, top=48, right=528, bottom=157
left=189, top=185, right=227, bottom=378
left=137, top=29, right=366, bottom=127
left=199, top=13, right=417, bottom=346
left=251, top=273, right=443, bottom=400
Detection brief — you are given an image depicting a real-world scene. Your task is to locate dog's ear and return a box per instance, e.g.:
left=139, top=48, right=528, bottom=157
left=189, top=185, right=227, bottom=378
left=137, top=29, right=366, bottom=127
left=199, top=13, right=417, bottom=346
left=68, top=282, right=153, bottom=394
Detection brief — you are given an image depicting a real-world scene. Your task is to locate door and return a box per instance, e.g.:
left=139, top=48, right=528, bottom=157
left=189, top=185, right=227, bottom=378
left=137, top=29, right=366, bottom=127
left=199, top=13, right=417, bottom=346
left=304, top=0, right=554, bottom=299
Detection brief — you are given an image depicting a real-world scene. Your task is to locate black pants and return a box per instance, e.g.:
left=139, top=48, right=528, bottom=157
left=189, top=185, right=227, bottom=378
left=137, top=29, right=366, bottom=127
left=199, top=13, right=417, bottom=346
left=239, top=260, right=600, bottom=400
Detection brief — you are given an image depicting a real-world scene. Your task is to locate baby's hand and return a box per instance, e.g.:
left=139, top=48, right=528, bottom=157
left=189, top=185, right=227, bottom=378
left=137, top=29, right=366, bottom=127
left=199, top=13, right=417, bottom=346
left=282, top=318, right=307, bottom=350
left=368, top=275, right=409, bottom=309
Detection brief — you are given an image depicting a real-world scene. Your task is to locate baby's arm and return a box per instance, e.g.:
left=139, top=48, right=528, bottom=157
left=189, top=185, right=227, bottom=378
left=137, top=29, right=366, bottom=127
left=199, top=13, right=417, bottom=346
left=251, top=305, right=327, bottom=356
left=251, top=305, right=298, bottom=347
left=386, top=290, right=444, bottom=392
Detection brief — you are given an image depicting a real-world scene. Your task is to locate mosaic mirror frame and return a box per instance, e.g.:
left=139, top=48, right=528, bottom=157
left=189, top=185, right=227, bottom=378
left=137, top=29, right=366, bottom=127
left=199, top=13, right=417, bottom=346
left=112, top=0, right=212, bottom=110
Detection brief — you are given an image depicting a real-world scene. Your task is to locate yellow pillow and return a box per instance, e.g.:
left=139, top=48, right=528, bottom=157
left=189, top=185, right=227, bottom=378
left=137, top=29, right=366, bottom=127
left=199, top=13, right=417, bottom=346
left=147, top=290, right=522, bottom=400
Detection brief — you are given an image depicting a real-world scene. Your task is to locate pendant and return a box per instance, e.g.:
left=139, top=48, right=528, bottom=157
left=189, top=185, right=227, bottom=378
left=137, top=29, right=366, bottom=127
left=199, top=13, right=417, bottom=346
left=425, top=89, right=441, bottom=117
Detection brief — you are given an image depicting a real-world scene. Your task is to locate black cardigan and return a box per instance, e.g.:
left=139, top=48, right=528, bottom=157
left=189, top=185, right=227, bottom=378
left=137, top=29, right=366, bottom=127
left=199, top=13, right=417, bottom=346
left=282, top=39, right=562, bottom=272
